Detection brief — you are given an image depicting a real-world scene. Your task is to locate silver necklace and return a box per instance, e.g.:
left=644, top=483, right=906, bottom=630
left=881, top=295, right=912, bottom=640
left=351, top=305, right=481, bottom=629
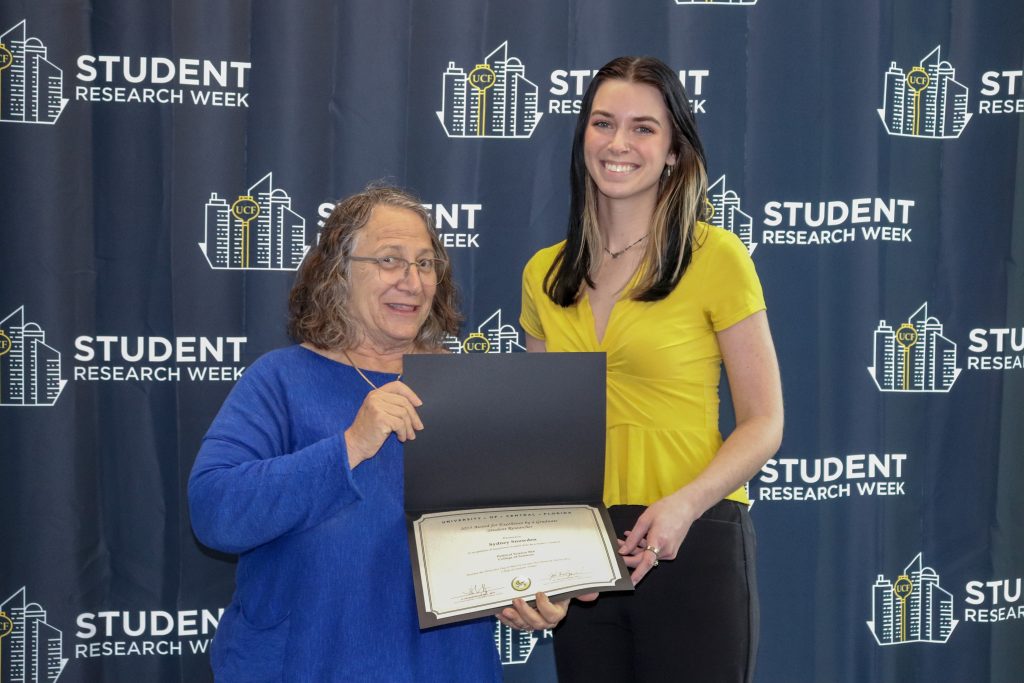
left=603, top=233, right=648, bottom=259
left=340, top=348, right=400, bottom=390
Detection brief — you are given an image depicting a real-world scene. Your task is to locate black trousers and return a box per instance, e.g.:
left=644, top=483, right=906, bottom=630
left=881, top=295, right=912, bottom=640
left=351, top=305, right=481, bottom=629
left=553, top=501, right=759, bottom=683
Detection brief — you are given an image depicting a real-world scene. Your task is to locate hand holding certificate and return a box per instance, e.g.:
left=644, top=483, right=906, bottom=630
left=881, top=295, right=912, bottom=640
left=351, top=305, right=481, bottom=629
left=403, top=353, right=632, bottom=628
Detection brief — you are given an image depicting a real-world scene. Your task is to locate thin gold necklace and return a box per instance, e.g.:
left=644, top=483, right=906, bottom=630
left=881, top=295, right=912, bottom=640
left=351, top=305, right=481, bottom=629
left=340, top=348, right=400, bottom=390
left=603, top=233, right=648, bottom=259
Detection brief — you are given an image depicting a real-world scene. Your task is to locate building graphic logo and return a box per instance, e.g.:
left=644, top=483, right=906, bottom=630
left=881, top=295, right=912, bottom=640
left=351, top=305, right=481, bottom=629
left=706, top=175, right=756, bottom=255
left=867, top=553, right=958, bottom=646
left=878, top=46, right=971, bottom=139
left=0, top=20, right=69, bottom=124
left=200, top=172, right=310, bottom=271
left=868, top=302, right=961, bottom=393
left=442, top=309, right=526, bottom=354
left=437, top=42, right=543, bottom=138
left=0, top=307, right=67, bottom=407
left=0, top=587, right=68, bottom=681
left=494, top=621, right=542, bottom=665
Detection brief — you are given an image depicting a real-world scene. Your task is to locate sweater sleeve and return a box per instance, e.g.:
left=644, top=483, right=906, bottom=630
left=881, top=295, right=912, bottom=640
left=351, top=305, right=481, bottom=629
left=188, top=357, right=362, bottom=554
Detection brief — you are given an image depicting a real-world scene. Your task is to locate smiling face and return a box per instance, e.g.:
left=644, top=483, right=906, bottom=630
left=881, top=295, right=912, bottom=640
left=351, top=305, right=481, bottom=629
left=346, top=204, right=437, bottom=353
left=583, top=79, right=678, bottom=207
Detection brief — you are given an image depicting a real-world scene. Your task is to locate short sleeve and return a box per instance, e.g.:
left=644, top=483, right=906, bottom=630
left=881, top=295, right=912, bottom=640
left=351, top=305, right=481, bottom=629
left=519, top=249, right=549, bottom=340
left=704, top=228, right=766, bottom=331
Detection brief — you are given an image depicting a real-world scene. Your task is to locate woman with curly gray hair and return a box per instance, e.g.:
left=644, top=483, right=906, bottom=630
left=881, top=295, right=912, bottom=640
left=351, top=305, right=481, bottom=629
left=190, top=185, right=565, bottom=681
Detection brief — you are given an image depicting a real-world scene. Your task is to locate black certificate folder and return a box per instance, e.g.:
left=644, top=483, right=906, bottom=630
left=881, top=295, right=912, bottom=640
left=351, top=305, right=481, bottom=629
left=403, top=352, right=632, bottom=629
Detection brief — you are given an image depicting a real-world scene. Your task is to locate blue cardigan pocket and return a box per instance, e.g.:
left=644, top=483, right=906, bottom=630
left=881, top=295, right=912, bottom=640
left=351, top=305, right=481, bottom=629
left=211, top=603, right=291, bottom=682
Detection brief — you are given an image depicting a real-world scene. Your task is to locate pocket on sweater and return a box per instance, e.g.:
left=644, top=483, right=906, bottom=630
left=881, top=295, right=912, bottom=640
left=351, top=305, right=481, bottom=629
left=211, top=603, right=290, bottom=683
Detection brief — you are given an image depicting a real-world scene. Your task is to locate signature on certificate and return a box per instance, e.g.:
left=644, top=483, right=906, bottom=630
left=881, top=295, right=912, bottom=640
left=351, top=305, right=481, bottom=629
left=459, top=583, right=495, bottom=599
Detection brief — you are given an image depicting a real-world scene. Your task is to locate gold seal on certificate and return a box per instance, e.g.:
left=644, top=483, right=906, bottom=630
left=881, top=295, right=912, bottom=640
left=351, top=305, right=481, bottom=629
left=511, top=577, right=531, bottom=592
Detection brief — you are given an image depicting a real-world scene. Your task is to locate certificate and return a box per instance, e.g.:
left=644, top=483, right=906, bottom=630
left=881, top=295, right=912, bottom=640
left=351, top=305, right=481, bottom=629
left=402, top=352, right=633, bottom=628
left=413, top=504, right=625, bottom=623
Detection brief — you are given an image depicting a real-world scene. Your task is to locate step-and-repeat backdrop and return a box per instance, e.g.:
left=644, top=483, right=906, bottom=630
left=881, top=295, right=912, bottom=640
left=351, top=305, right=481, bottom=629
left=2, top=1, right=1022, bottom=681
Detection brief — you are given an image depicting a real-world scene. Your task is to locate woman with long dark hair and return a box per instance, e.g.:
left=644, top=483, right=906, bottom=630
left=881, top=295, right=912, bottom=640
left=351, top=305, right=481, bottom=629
left=518, top=57, right=784, bottom=682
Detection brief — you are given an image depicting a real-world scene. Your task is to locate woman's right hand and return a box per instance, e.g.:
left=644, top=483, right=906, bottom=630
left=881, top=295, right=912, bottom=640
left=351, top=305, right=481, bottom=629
left=344, top=381, right=424, bottom=468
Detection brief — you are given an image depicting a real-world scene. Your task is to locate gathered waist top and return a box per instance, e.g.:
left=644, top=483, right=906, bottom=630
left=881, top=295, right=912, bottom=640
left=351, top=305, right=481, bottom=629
left=521, top=223, right=766, bottom=506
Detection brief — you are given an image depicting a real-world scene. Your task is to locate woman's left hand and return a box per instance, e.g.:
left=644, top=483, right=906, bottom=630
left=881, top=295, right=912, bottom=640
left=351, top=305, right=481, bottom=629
left=617, top=490, right=699, bottom=585
left=496, top=593, right=568, bottom=631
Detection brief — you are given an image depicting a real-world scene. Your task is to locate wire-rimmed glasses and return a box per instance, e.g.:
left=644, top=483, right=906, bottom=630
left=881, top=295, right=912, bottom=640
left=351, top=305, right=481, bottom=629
left=349, top=255, right=448, bottom=284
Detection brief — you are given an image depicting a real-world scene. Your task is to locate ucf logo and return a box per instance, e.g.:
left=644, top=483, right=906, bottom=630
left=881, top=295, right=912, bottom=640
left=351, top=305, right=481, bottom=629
left=878, top=46, right=971, bottom=139
left=468, top=64, right=496, bottom=90
left=462, top=333, right=491, bottom=353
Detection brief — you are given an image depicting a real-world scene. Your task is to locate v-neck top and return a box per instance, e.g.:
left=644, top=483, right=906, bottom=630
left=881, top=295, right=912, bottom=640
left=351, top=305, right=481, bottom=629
left=520, top=223, right=765, bottom=506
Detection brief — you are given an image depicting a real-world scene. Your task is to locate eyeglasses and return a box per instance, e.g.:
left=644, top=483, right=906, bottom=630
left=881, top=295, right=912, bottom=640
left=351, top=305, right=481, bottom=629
left=349, top=255, right=448, bottom=284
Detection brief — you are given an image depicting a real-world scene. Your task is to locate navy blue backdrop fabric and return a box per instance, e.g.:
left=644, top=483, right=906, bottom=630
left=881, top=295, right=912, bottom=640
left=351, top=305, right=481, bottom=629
left=1, top=1, right=1022, bottom=681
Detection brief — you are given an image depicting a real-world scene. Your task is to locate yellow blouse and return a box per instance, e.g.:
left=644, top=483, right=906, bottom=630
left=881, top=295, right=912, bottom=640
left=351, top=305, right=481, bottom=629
left=520, top=223, right=766, bottom=506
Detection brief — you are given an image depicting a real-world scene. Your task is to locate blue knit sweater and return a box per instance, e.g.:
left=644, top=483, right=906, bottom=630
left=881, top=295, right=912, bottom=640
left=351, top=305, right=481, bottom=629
left=189, top=346, right=501, bottom=682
